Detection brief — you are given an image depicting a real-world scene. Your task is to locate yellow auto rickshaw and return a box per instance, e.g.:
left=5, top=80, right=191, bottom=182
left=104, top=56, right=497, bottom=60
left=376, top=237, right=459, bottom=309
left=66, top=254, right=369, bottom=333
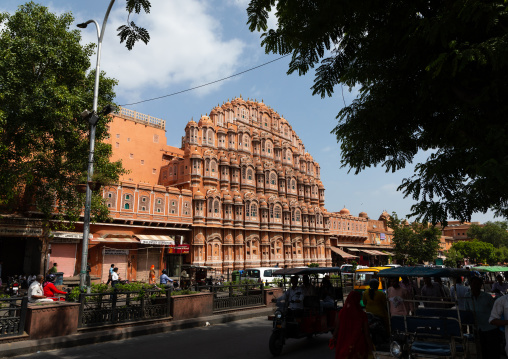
left=353, top=266, right=391, bottom=306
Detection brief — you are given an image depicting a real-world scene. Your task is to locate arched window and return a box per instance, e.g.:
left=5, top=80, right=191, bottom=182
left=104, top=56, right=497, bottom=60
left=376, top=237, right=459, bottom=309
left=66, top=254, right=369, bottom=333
left=251, top=204, right=257, bottom=218
left=207, top=129, right=214, bottom=145
left=274, top=205, right=281, bottom=219
left=208, top=198, right=213, bottom=214
left=242, top=167, right=246, bottom=179
left=211, top=160, right=217, bottom=174
left=247, top=168, right=253, bottom=180
left=296, top=210, right=301, bottom=222
left=205, top=159, right=210, bottom=173
left=243, top=134, right=249, bottom=148
left=270, top=173, right=277, bottom=186
left=245, top=202, right=250, bottom=217
left=124, top=203, right=130, bottom=209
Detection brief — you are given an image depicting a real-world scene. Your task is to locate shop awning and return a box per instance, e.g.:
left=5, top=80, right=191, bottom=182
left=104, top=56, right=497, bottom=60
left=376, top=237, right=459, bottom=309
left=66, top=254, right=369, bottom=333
left=347, top=248, right=360, bottom=252
left=382, top=251, right=395, bottom=256
left=330, top=247, right=358, bottom=259
left=371, top=250, right=389, bottom=256
left=91, top=236, right=138, bottom=243
left=134, top=234, right=175, bottom=245
left=361, top=249, right=379, bottom=256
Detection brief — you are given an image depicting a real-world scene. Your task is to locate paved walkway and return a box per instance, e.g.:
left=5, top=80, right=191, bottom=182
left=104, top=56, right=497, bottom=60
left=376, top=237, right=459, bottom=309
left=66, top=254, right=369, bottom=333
left=0, top=307, right=274, bottom=358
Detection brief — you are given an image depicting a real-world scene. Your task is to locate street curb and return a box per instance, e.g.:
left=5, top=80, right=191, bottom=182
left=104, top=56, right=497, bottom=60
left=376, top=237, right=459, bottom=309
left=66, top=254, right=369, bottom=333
left=0, top=307, right=274, bottom=358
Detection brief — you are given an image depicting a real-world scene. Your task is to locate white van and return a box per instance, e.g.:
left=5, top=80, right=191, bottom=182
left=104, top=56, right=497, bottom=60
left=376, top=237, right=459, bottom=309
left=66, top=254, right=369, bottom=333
left=244, top=267, right=282, bottom=285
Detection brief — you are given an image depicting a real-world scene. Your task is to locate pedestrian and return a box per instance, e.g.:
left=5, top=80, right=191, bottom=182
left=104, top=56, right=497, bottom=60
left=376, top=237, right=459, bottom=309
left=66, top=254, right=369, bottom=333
left=421, top=277, right=444, bottom=308
left=111, top=267, right=120, bottom=287
left=49, top=263, right=58, bottom=274
left=363, top=278, right=389, bottom=332
left=466, top=276, right=499, bottom=359
left=106, top=264, right=115, bottom=285
left=331, top=290, right=374, bottom=359
left=387, top=277, right=413, bottom=316
left=450, top=276, right=470, bottom=310
left=28, top=274, right=53, bottom=303
left=149, top=265, right=156, bottom=284
left=492, top=274, right=508, bottom=294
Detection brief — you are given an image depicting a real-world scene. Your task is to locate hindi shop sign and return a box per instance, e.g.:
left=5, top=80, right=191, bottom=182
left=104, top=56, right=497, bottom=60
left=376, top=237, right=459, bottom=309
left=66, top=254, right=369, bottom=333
left=0, top=226, right=43, bottom=237
left=167, top=244, right=190, bottom=254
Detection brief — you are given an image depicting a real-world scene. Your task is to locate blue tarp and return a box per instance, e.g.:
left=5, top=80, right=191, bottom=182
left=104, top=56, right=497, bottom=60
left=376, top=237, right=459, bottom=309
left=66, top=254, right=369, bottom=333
left=377, top=266, right=470, bottom=278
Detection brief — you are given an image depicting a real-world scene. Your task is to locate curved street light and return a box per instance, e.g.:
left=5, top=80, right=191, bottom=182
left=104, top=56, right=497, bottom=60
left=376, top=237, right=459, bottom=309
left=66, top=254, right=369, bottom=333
left=77, top=0, right=116, bottom=289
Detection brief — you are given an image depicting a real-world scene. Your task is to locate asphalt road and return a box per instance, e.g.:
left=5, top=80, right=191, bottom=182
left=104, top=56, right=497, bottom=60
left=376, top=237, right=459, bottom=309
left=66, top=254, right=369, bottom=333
left=12, top=317, right=336, bottom=359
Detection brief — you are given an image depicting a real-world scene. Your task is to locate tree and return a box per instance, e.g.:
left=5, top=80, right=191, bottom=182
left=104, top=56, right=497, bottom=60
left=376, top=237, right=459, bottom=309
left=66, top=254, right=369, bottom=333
left=451, top=240, right=496, bottom=265
left=443, top=248, right=463, bottom=268
left=247, top=0, right=508, bottom=224
left=0, top=3, right=125, bottom=224
left=468, top=221, right=508, bottom=248
left=116, top=0, right=151, bottom=50
left=388, top=213, right=441, bottom=265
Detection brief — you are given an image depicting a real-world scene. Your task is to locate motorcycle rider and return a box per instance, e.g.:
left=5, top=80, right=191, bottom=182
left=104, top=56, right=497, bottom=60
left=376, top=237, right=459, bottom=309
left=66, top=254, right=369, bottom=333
left=285, top=275, right=304, bottom=317
left=43, top=274, right=67, bottom=301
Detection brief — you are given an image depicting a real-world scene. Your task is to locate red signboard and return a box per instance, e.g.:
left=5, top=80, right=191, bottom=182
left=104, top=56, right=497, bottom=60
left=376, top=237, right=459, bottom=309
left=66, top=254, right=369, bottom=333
left=167, top=244, right=190, bottom=254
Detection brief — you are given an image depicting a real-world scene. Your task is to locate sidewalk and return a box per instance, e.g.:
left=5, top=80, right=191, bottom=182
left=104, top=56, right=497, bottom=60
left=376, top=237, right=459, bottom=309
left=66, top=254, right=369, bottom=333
left=0, top=306, right=274, bottom=358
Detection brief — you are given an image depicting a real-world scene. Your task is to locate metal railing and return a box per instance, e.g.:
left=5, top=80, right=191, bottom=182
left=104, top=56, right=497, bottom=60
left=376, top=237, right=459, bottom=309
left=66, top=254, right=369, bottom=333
left=201, top=283, right=265, bottom=312
left=0, top=296, right=28, bottom=338
left=77, top=288, right=171, bottom=328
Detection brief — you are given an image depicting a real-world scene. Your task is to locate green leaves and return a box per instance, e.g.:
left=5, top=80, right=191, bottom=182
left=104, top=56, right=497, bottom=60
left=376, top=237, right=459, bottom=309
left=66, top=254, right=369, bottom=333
left=117, top=21, right=150, bottom=51
left=0, top=3, right=123, bottom=225
left=117, top=0, right=151, bottom=50
left=246, top=0, right=508, bottom=224
left=388, top=213, right=441, bottom=265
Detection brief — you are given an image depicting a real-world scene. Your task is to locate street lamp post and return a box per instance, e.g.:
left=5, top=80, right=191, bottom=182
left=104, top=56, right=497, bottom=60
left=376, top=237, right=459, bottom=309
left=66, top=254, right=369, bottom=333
left=77, top=0, right=116, bottom=289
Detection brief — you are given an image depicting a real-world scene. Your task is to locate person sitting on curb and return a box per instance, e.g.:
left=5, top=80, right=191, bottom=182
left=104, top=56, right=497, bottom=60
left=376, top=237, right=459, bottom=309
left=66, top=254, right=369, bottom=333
left=28, top=274, right=53, bottom=303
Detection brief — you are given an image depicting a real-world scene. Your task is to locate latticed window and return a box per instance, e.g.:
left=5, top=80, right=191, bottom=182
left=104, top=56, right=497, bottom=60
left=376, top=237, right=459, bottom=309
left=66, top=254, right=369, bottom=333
left=270, top=173, right=276, bottom=185
left=213, top=199, right=220, bottom=214
left=247, top=168, right=253, bottom=180
left=251, top=204, right=257, bottom=217
left=245, top=202, right=250, bottom=217
left=275, top=206, right=281, bottom=219
left=296, top=210, right=301, bottom=222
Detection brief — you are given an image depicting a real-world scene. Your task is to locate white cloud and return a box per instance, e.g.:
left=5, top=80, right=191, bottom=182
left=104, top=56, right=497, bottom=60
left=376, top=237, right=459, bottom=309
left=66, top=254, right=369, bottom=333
left=79, top=0, right=246, bottom=103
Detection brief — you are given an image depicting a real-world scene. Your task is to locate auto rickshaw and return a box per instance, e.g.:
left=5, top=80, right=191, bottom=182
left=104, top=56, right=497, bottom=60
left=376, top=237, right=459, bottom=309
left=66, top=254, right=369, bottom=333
left=377, top=266, right=473, bottom=359
left=353, top=266, right=391, bottom=306
left=268, top=267, right=343, bottom=356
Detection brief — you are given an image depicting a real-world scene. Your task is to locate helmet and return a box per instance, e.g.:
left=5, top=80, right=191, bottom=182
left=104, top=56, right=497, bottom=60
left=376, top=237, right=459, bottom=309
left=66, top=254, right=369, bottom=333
left=162, top=269, right=167, bottom=274
left=46, top=274, right=56, bottom=282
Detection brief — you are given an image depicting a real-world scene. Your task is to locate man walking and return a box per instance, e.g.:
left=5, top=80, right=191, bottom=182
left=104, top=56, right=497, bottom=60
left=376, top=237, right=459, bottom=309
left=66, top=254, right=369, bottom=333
left=106, top=264, right=115, bottom=285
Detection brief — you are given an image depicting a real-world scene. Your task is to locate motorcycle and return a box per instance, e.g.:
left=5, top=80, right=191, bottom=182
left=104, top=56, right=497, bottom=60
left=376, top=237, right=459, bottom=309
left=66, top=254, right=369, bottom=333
left=4, top=276, right=20, bottom=296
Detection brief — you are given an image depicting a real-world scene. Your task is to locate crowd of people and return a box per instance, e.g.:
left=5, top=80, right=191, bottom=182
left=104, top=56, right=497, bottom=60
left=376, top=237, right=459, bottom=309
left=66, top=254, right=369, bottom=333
left=353, top=272, right=508, bottom=358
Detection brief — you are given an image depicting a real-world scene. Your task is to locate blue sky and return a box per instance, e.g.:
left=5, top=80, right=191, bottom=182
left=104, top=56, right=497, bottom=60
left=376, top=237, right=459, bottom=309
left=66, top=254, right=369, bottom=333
left=1, top=0, right=496, bottom=223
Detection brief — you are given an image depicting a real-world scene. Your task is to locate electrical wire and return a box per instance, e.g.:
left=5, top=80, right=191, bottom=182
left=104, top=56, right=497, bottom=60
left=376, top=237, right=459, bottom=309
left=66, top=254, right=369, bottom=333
left=119, top=54, right=291, bottom=107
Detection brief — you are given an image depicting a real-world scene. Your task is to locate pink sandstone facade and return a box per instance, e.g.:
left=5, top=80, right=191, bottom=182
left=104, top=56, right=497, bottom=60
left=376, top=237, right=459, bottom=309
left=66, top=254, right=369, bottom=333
left=97, top=98, right=393, bottom=275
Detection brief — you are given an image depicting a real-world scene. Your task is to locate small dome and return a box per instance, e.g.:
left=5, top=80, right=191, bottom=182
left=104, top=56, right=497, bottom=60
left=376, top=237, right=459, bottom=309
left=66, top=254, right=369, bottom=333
left=359, top=211, right=368, bottom=218
left=186, top=119, right=197, bottom=128
left=339, top=207, right=350, bottom=215
left=260, top=200, right=268, bottom=208
left=194, top=190, right=205, bottom=200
